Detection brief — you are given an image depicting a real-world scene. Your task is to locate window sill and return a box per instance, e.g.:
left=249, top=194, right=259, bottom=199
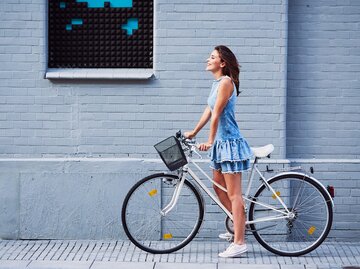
left=45, top=68, right=154, bottom=79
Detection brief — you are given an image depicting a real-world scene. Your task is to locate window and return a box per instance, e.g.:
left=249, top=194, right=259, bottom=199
left=46, top=0, right=153, bottom=79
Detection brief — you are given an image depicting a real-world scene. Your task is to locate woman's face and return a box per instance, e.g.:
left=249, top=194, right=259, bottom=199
left=206, top=50, right=225, bottom=72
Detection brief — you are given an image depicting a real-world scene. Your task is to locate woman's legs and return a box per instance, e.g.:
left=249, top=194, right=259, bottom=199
left=212, top=169, right=246, bottom=245
left=223, top=172, right=246, bottom=245
left=212, top=169, right=232, bottom=212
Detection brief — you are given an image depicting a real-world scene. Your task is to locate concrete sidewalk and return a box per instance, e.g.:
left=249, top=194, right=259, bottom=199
left=0, top=240, right=359, bottom=269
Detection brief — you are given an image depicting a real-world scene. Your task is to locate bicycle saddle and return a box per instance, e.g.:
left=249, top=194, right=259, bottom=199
left=251, top=144, right=274, bottom=158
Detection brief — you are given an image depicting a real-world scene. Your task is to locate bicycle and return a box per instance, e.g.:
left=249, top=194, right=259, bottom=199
left=121, top=131, right=334, bottom=256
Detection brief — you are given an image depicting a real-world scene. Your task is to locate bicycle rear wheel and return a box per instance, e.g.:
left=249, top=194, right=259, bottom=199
left=121, top=173, right=204, bottom=254
left=248, top=173, right=333, bottom=256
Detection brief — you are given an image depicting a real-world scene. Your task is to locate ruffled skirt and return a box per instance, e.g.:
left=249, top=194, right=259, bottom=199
left=209, top=138, right=253, bottom=174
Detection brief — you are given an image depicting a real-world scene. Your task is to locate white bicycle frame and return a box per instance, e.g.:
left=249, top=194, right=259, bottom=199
left=161, top=153, right=295, bottom=226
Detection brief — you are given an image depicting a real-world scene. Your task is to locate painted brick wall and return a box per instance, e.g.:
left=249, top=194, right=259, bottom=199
left=0, top=0, right=288, bottom=240
left=1, top=159, right=358, bottom=241
left=287, top=0, right=360, bottom=158
left=1, top=0, right=360, bottom=242
left=0, top=0, right=287, bottom=158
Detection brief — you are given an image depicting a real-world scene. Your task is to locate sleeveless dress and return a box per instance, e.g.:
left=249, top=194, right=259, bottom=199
left=207, top=76, right=253, bottom=173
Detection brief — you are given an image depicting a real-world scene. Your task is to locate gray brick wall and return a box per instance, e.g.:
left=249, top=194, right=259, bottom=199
left=0, top=0, right=287, bottom=158
left=287, top=0, right=360, bottom=158
left=1, top=159, right=358, bottom=241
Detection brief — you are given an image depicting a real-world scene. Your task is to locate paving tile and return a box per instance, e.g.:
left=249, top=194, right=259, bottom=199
left=101, top=242, right=116, bottom=261
left=4, top=242, right=26, bottom=261
left=27, top=261, right=92, bottom=269
left=91, top=261, right=155, bottom=269
left=317, top=265, right=342, bottom=269
left=155, top=262, right=216, bottom=269
left=280, top=265, right=305, bottom=269
left=219, top=264, right=280, bottom=269
left=0, top=261, right=29, bottom=269
left=0, top=242, right=21, bottom=260
left=304, top=264, right=318, bottom=269
left=0, top=240, right=359, bottom=269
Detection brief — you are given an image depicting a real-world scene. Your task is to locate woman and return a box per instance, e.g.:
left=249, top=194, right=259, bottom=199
left=185, top=45, right=252, bottom=258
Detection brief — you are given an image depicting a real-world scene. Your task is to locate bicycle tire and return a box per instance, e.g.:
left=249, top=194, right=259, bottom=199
left=121, top=173, right=204, bottom=254
left=248, top=173, right=333, bottom=256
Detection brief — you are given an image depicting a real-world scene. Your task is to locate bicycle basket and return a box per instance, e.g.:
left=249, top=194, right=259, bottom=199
left=154, top=136, right=188, bottom=171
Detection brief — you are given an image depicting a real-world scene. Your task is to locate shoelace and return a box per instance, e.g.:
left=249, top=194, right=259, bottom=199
left=225, top=243, right=235, bottom=252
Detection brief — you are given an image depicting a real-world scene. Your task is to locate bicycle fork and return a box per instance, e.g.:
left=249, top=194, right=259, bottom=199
left=160, top=175, right=186, bottom=216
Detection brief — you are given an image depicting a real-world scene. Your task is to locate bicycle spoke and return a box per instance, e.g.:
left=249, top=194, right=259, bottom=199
left=296, top=219, right=318, bottom=240
left=296, top=209, right=326, bottom=218
left=297, top=201, right=325, bottom=211
left=296, top=208, right=325, bottom=214
left=130, top=218, right=160, bottom=240
left=301, top=199, right=324, bottom=208
left=296, top=218, right=326, bottom=228
left=140, top=181, right=164, bottom=209
left=294, top=190, right=322, bottom=209
left=291, top=180, right=306, bottom=213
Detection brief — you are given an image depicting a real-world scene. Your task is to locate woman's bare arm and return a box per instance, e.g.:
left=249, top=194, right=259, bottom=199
left=185, top=106, right=211, bottom=138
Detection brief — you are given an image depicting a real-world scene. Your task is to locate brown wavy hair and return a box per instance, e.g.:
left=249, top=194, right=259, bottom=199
left=215, top=45, right=241, bottom=96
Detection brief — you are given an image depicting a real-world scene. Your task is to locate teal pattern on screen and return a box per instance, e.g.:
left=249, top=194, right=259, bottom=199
left=63, top=0, right=137, bottom=35
left=76, top=0, right=132, bottom=8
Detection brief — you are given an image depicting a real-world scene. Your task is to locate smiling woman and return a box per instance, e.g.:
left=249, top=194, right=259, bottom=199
left=185, top=45, right=253, bottom=258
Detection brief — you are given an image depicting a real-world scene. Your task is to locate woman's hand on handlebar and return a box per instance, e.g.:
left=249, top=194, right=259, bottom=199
left=183, top=131, right=212, bottom=151
left=198, top=142, right=212, bottom=151
left=184, top=130, right=196, bottom=139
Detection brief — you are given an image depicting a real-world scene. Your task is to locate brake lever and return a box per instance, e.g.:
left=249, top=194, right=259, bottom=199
left=182, top=138, right=201, bottom=158
left=191, top=144, right=202, bottom=159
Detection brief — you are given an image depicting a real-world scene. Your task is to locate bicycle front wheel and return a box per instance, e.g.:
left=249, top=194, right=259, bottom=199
left=248, top=173, right=333, bottom=256
left=121, top=173, right=204, bottom=254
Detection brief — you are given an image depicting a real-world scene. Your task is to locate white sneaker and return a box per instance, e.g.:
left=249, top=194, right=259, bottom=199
left=218, top=232, right=233, bottom=241
left=218, top=243, right=248, bottom=258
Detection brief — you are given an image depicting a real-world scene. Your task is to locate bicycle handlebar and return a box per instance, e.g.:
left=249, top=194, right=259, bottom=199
left=176, top=130, right=202, bottom=159
left=176, top=130, right=196, bottom=146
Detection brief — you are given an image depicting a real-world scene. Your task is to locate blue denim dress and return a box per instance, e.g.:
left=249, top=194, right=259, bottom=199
left=207, top=76, right=252, bottom=173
